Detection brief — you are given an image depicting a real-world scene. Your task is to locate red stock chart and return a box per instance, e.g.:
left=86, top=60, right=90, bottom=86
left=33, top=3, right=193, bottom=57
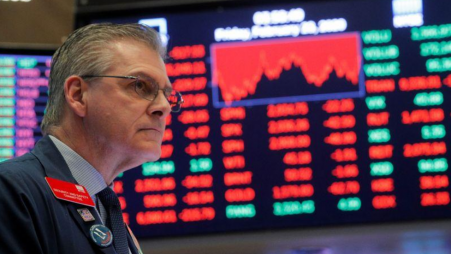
left=211, top=33, right=363, bottom=106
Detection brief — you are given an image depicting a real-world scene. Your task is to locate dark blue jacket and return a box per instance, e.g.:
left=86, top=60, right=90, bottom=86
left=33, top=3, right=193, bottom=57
left=0, top=136, right=140, bottom=254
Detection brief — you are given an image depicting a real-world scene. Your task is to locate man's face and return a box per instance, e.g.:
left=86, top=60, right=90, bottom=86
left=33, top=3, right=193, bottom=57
left=83, top=39, right=171, bottom=165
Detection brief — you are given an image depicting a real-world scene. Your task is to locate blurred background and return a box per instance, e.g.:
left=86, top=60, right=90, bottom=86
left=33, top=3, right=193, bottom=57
left=1, top=0, right=451, bottom=253
left=0, top=0, right=73, bottom=46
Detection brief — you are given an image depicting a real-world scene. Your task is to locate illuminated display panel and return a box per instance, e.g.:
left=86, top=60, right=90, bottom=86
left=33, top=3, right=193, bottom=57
left=0, top=49, right=52, bottom=161
left=84, top=0, right=451, bottom=237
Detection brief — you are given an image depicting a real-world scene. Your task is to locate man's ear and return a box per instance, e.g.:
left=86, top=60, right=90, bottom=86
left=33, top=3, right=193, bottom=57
left=64, top=76, right=87, bottom=117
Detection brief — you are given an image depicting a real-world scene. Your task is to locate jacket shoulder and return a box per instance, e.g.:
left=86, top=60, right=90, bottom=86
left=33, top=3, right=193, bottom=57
left=0, top=153, right=46, bottom=194
left=0, top=152, right=43, bottom=175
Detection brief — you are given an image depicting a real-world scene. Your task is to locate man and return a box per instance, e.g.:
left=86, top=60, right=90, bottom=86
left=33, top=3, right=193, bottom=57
left=0, top=23, right=183, bottom=254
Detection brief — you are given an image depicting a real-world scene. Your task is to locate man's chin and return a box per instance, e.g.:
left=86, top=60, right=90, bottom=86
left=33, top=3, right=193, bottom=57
left=125, top=143, right=162, bottom=165
left=138, top=148, right=161, bottom=163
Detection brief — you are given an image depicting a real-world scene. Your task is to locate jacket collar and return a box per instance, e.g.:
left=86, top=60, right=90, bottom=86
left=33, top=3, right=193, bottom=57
left=31, top=135, right=77, bottom=183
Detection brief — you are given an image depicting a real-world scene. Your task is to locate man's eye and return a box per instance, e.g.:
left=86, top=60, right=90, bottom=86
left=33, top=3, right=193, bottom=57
left=136, top=81, right=155, bottom=95
left=136, top=81, right=146, bottom=90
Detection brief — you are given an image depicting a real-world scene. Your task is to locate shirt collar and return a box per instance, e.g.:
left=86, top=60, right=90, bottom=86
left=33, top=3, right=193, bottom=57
left=49, top=135, right=108, bottom=200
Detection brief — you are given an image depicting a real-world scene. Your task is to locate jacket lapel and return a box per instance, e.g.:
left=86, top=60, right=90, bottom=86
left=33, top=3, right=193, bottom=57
left=127, top=224, right=144, bottom=254
left=67, top=203, right=118, bottom=254
left=126, top=227, right=140, bottom=254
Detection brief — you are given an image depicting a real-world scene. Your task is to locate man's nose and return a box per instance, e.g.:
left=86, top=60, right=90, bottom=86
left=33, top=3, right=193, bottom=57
left=147, top=90, right=172, bottom=118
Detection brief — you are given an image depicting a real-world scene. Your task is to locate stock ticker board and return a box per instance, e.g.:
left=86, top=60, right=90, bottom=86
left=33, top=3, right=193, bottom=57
left=3, top=0, right=451, bottom=237
left=0, top=53, right=50, bottom=160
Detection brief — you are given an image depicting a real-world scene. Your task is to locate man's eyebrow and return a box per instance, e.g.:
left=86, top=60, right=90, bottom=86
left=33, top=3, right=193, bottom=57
left=131, top=72, right=157, bottom=82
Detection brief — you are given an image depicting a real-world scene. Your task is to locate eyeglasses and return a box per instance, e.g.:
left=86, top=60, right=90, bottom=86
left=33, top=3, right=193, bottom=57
left=80, top=75, right=184, bottom=112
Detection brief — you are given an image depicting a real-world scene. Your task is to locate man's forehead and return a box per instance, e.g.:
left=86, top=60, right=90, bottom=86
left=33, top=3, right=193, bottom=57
left=106, top=40, right=170, bottom=85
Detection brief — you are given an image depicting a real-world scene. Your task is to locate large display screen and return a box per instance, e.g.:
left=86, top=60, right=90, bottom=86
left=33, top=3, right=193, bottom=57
left=0, top=49, right=51, bottom=161
left=68, top=0, right=451, bottom=237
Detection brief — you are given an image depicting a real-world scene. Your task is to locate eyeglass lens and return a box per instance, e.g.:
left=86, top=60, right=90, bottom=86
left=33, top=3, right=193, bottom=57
left=135, top=77, right=182, bottom=112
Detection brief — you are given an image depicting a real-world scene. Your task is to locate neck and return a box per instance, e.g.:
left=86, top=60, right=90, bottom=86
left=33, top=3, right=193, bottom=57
left=50, top=120, right=131, bottom=185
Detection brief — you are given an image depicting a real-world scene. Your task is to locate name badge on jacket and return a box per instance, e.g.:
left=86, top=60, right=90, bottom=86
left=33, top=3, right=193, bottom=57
left=45, top=177, right=95, bottom=207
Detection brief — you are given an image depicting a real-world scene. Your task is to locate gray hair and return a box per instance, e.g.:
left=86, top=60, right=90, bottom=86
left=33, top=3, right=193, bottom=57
left=41, top=23, right=165, bottom=135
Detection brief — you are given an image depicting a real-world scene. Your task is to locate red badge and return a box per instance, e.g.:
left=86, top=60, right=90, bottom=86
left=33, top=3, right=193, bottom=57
left=45, top=177, right=95, bottom=207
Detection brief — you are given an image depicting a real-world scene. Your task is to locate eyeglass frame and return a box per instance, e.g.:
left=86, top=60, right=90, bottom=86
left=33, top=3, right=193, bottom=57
left=80, top=75, right=184, bottom=112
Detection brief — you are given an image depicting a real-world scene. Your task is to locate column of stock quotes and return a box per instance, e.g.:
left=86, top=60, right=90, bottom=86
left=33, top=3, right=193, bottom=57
left=0, top=54, right=49, bottom=161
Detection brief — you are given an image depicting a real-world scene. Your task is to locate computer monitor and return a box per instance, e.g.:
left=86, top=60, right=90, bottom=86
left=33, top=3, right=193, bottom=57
left=74, top=0, right=451, bottom=238
left=0, top=48, right=53, bottom=162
